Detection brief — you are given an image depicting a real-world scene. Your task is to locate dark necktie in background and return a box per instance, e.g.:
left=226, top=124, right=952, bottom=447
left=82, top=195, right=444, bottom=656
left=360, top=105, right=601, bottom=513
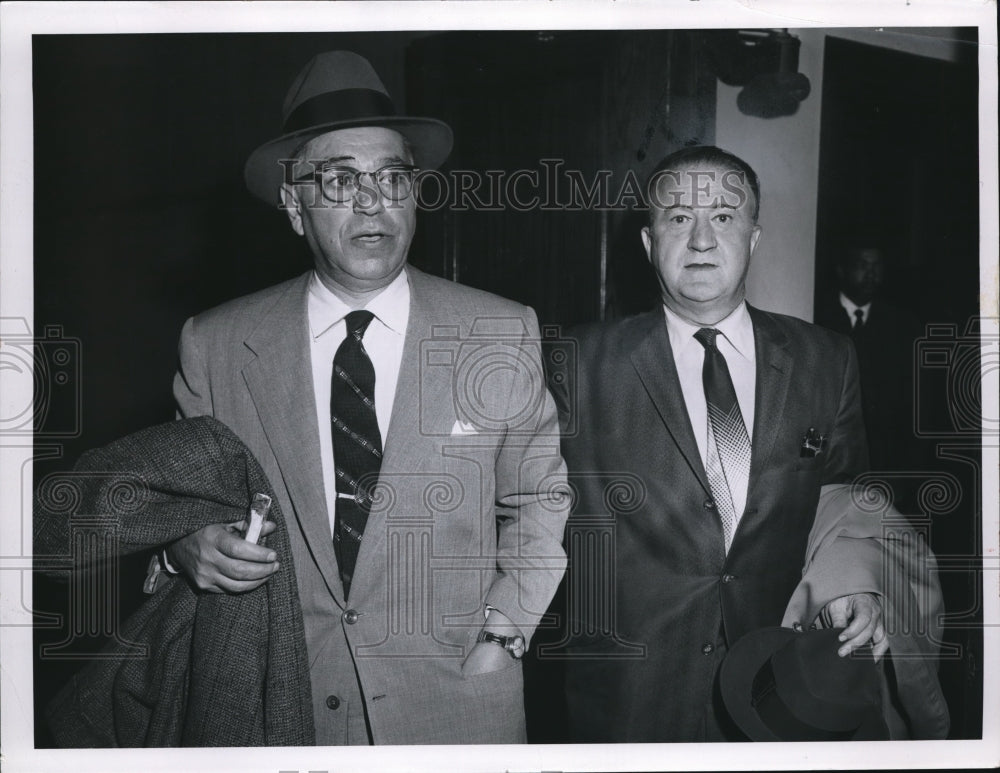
left=851, top=308, right=865, bottom=340
left=331, top=310, right=382, bottom=599
left=695, top=328, right=752, bottom=552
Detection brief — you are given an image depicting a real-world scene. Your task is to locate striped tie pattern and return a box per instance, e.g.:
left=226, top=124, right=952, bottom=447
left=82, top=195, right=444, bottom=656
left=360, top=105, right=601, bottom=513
left=331, top=310, right=381, bottom=598
left=694, top=328, right=751, bottom=552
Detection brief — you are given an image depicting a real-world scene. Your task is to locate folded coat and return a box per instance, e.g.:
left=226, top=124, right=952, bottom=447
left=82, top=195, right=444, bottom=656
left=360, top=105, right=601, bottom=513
left=34, top=416, right=314, bottom=747
left=782, top=483, right=950, bottom=739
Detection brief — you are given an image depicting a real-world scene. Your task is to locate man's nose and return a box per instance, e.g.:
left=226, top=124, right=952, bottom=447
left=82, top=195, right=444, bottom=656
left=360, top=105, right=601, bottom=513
left=352, top=174, right=385, bottom=213
left=688, top=216, right=716, bottom=252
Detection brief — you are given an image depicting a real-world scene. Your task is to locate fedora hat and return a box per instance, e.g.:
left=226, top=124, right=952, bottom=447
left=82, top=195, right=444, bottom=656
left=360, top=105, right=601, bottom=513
left=720, top=626, right=889, bottom=742
left=244, top=50, right=453, bottom=204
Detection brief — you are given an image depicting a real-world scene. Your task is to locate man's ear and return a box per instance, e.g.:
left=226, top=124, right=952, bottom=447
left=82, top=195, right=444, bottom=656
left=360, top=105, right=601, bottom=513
left=640, top=225, right=653, bottom=263
left=749, top=224, right=762, bottom=256
left=280, top=184, right=305, bottom=236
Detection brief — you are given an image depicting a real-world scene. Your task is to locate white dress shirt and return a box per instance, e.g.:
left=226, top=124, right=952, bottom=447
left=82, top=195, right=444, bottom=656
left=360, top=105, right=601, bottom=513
left=308, top=269, right=410, bottom=536
left=839, top=291, right=871, bottom=327
left=663, top=301, right=756, bottom=521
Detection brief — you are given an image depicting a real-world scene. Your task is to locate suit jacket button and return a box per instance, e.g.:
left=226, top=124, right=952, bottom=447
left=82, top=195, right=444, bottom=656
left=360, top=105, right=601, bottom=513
left=325, top=695, right=341, bottom=710
left=722, top=573, right=736, bottom=584
left=703, top=499, right=715, bottom=510
left=701, top=643, right=715, bottom=655
left=343, top=609, right=360, bottom=625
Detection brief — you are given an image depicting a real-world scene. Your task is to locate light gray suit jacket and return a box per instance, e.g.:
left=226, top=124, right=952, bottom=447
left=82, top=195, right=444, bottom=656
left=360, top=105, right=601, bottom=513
left=173, top=265, right=569, bottom=744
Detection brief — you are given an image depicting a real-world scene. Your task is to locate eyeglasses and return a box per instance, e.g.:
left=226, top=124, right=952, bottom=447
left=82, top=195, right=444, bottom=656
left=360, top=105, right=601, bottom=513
left=295, top=164, right=419, bottom=203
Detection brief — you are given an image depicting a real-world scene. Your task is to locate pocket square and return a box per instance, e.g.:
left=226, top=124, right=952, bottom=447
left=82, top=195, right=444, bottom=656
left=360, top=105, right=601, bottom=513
left=800, top=427, right=827, bottom=458
left=450, top=419, right=479, bottom=436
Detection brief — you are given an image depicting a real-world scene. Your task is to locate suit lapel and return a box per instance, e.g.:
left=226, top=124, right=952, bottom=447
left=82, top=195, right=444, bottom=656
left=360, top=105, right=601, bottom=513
left=351, top=267, right=453, bottom=590
left=241, top=274, right=345, bottom=606
left=745, top=305, right=793, bottom=504
left=629, top=311, right=712, bottom=497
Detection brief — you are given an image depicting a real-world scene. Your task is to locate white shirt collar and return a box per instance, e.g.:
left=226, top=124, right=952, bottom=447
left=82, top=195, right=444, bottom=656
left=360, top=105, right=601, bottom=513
left=663, top=301, right=755, bottom=362
left=308, top=267, right=410, bottom=339
left=839, top=291, right=872, bottom=318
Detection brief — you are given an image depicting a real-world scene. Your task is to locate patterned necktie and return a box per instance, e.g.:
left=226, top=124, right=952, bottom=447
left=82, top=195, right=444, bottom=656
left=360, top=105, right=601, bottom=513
left=331, top=310, right=382, bottom=599
left=694, top=328, right=751, bottom=552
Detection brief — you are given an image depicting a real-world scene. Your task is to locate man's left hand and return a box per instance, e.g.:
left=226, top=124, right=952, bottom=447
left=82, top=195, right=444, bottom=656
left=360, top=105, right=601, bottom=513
left=461, top=639, right=512, bottom=677
left=819, top=592, right=888, bottom=661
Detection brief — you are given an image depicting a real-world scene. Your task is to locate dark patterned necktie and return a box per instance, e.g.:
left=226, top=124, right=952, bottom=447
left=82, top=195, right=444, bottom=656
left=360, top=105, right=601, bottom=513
left=331, top=310, right=382, bottom=599
left=694, top=328, right=751, bottom=552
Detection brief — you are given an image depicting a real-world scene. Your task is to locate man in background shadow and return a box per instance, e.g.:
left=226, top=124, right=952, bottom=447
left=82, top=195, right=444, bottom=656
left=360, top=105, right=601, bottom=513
left=815, top=245, right=925, bottom=509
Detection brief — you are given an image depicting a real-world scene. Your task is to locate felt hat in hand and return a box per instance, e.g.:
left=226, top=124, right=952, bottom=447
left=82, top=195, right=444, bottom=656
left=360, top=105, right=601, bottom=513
left=720, top=626, right=890, bottom=741
left=244, top=50, right=453, bottom=204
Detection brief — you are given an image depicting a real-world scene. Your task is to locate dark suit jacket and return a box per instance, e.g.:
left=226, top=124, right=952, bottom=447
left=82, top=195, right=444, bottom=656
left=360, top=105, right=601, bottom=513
left=548, top=304, right=868, bottom=742
left=814, top=295, right=922, bottom=475
left=173, top=265, right=569, bottom=744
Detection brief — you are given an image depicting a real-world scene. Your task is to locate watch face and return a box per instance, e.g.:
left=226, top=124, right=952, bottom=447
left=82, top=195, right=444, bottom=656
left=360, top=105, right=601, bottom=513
left=508, top=635, right=525, bottom=659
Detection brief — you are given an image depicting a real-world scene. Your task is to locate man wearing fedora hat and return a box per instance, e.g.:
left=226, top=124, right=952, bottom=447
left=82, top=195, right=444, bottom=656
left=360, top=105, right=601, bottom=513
left=160, top=51, right=569, bottom=745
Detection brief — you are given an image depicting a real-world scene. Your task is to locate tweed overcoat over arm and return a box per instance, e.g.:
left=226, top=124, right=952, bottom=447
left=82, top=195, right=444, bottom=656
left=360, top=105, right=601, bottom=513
left=34, top=416, right=314, bottom=747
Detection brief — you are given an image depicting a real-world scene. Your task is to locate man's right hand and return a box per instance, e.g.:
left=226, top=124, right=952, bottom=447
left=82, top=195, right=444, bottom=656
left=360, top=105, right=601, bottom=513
left=165, top=520, right=280, bottom=593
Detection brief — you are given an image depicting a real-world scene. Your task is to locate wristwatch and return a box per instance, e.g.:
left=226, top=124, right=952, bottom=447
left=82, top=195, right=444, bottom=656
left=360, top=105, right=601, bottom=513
left=476, top=629, right=525, bottom=659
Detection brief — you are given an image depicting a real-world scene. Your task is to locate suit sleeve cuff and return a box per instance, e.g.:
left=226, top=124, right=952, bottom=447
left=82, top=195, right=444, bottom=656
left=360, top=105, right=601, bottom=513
left=483, top=581, right=547, bottom=646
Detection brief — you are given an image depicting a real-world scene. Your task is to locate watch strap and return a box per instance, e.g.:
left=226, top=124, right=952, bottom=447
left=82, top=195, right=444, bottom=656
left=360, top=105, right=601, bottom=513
left=476, top=629, right=525, bottom=659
